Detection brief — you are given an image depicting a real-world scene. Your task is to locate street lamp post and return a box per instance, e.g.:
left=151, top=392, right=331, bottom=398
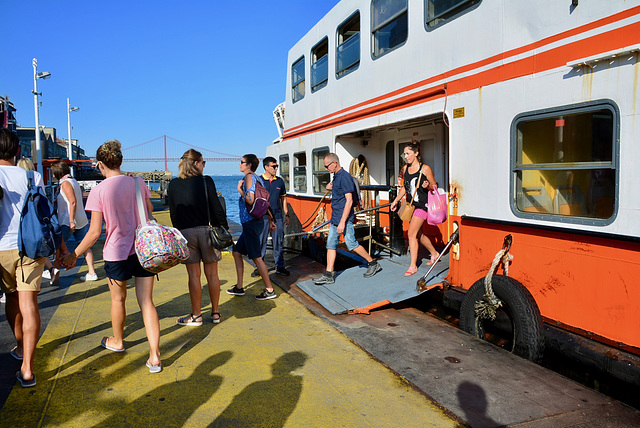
left=67, top=98, right=79, bottom=172
left=32, top=58, right=51, bottom=175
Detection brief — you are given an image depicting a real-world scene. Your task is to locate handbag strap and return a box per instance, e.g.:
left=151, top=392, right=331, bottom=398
left=134, top=176, right=148, bottom=225
left=407, top=164, right=423, bottom=205
left=203, top=176, right=212, bottom=227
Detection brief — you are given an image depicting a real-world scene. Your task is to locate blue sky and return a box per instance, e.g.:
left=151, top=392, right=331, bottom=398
left=0, top=0, right=338, bottom=175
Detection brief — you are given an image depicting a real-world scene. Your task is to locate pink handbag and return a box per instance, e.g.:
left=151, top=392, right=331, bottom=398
left=427, top=188, right=448, bottom=225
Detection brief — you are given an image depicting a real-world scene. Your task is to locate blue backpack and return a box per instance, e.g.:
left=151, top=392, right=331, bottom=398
left=17, top=170, right=62, bottom=259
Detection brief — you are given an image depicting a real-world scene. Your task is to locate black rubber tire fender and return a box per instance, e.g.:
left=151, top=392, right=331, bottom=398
left=459, top=275, right=545, bottom=363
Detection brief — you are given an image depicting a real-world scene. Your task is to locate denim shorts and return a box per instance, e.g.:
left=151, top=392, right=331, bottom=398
left=233, top=218, right=264, bottom=260
left=61, top=224, right=89, bottom=244
left=104, top=253, right=155, bottom=281
left=326, top=222, right=358, bottom=251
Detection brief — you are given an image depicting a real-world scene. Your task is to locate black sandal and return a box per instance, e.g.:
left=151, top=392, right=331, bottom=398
left=211, top=312, right=221, bottom=324
left=177, top=314, right=203, bottom=326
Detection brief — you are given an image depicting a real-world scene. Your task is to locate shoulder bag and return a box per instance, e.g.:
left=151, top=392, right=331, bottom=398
left=204, top=176, right=233, bottom=250
left=398, top=168, right=423, bottom=222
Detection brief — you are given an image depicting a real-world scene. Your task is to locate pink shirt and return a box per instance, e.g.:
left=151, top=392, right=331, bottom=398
left=85, top=175, right=150, bottom=262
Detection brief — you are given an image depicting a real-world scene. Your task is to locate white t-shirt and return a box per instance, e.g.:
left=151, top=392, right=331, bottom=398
left=57, top=176, right=89, bottom=228
left=0, top=166, right=45, bottom=251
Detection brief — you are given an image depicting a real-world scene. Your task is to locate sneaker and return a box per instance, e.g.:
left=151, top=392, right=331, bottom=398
left=314, top=271, right=335, bottom=285
left=81, top=273, right=98, bottom=282
left=0, top=293, right=5, bottom=304
left=363, top=261, right=382, bottom=278
left=226, top=286, right=245, bottom=296
left=50, top=268, right=60, bottom=284
left=42, top=269, right=51, bottom=280
left=255, top=289, right=277, bottom=300
left=275, top=267, right=290, bottom=276
left=250, top=268, right=260, bottom=277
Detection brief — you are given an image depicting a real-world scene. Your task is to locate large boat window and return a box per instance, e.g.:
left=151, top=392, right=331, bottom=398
left=372, top=0, right=408, bottom=58
left=311, top=38, right=329, bottom=92
left=292, top=56, right=305, bottom=103
left=336, top=12, right=360, bottom=79
left=279, top=154, right=290, bottom=191
left=425, top=0, right=481, bottom=31
left=511, top=101, right=618, bottom=224
left=293, top=151, right=307, bottom=192
left=312, top=147, right=331, bottom=194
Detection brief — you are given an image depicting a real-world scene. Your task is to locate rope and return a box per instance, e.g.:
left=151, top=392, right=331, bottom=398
left=300, top=190, right=331, bottom=228
left=349, top=156, right=371, bottom=210
left=474, top=248, right=514, bottom=321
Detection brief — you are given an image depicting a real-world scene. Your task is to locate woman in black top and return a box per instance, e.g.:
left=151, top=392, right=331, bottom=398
left=390, top=141, right=439, bottom=276
left=168, top=149, right=228, bottom=325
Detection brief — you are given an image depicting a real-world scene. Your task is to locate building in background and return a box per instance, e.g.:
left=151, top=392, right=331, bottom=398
left=1, top=95, right=17, bottom=132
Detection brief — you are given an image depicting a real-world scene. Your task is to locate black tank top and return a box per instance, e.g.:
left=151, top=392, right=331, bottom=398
left=403, top=164, right=428, bottom=209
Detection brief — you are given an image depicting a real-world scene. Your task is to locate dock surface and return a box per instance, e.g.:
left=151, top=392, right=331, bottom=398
left=1, top=206, right=639, bottom=426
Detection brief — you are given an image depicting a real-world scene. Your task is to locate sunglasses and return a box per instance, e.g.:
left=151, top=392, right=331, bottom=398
left=324, top=161, right=336, bottom=169
left=240, top=161, right=250, bottom=164
left=269, top=164, right=278, bottom=169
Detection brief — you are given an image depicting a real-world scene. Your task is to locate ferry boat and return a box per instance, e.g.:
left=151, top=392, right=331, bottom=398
left=266, top=0, right=640, bottom=382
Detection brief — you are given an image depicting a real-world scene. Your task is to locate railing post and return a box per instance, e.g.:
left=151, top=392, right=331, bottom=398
left=389, top=187, right=406, bottom=256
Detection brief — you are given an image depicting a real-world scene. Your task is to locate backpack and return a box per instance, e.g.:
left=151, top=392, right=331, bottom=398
left=133, top=177, right=189, bottom=273
left=351, top=175, right=361, bottom=210
left=17, top=170, right=62, bottom=259
left=246, top=174, right=271, bottom=219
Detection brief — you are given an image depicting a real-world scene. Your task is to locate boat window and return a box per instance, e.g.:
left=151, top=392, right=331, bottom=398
left=292, top=56, right=305, bottom=103
left=279, top=154, right=290, bottom=191
left=372, top=0, right=408, bottom=58
left=293, top=151, right=307, bottom=192
left=312, top=148, right=331, bottom=194
left=311, top=38, right=329, bottom=92
left=511, top=101, right=619, bottom=224
left=425, top=0, right=481, bottom=31
left=336, top=12, right=360, bottom=79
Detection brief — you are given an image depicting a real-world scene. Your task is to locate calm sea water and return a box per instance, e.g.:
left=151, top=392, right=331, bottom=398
left=208, top=175, right=243, bottom=225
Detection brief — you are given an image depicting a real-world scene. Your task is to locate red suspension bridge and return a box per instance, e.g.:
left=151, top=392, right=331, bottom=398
left=120, top=135, right=243, bottom=170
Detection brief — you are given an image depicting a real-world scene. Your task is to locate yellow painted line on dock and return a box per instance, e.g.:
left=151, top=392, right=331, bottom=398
left=1, top=210, right=458, bottom=427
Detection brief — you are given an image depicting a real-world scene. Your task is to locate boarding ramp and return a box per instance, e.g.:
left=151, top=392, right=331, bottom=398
left=297, top=254, right=449, bottom=315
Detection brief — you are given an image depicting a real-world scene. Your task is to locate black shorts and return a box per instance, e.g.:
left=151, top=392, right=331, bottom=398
left=104, top=253, right=155, bottom=281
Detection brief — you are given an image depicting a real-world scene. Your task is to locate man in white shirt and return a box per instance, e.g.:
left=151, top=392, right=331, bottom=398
left=0, top=128, right=46, bottom=387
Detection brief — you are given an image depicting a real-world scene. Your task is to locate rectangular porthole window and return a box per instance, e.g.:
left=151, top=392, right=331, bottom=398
left=511, top=101, right=619, bottom=225
left=311, top=38, right=329, bottom=92
left=292, top=56, right=305, bottom=103
left=293, top=151, right=307, bottom=192
left=336, top=12, right=360, bottom=79
left=312, top=147, right=331, bottom=194
left=279, top=154, right=290, bottom=191
left=372, top=0, right=408, bottom=58
left=425, top=0, right=481, bottom=31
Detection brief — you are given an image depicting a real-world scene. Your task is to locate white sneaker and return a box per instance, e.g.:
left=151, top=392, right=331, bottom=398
left=42, top=269, right=51, bottom=279
left=51, top=268, right=60, bottom=284
left=0, top=293, right=6, bottom=304
left=81, top=273, right=98, bottom=281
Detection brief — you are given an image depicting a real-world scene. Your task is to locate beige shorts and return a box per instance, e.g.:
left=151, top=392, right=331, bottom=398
left=0, top=249, right=45, bottom=293
left=181, top=226, right=222, bottom=265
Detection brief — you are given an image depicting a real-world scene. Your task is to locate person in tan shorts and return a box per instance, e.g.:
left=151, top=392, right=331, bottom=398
left=0, top=128, right=48, bottom=387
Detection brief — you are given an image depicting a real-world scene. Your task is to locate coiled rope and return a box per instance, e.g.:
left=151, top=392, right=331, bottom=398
left=474, top=247, right=514, bottom=321
left=349, top=155, right=371, bottom=210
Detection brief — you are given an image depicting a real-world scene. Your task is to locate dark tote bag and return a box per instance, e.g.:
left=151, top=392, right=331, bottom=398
left=203, top=176, right=233, bottom=250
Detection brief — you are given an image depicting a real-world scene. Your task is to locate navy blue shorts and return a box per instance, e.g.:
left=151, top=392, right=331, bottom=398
left=233, top=218, right=264, bottom=260
left=104, top=253, right=155, bottom=281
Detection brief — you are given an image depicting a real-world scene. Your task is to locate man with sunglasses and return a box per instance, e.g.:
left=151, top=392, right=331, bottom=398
left=314, top=153, right=381, bottom=285
left=252, top=156, right=290, bottom=277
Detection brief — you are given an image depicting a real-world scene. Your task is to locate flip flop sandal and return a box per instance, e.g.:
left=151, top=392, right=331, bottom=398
left=426, top=254, right=439, bottom=265
left=404, top=267, right=418, bottom=277
left=10, top=346, right=23, bottom=361
left=16, top=371, right=36, bottom=388
left=177, top=314, right=203, bottom=326
left=146, top=360, right=162, bottom=373
left=101, top=336, right=125, bottom=352
left=211, top=312, right=221, bottom=324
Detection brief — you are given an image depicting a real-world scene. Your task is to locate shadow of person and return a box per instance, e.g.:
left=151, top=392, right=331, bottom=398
left=456, top=381, right=501, bottom=428
left=93, top=351, right=233, bottom=427
left=210, top=351, right=308, bottom=427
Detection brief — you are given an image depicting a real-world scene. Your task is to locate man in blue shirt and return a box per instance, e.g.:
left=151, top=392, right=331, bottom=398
left=254, top=156, right=290, bottom=276
left=314, top=153, right=381, bottom=284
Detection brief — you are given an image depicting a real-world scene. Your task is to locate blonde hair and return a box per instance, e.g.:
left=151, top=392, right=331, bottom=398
left=178, top=149, right=203, bottom=179
left=17, top=157, right=35, bottom=171
left=96, top=139, right=123, bottom=169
